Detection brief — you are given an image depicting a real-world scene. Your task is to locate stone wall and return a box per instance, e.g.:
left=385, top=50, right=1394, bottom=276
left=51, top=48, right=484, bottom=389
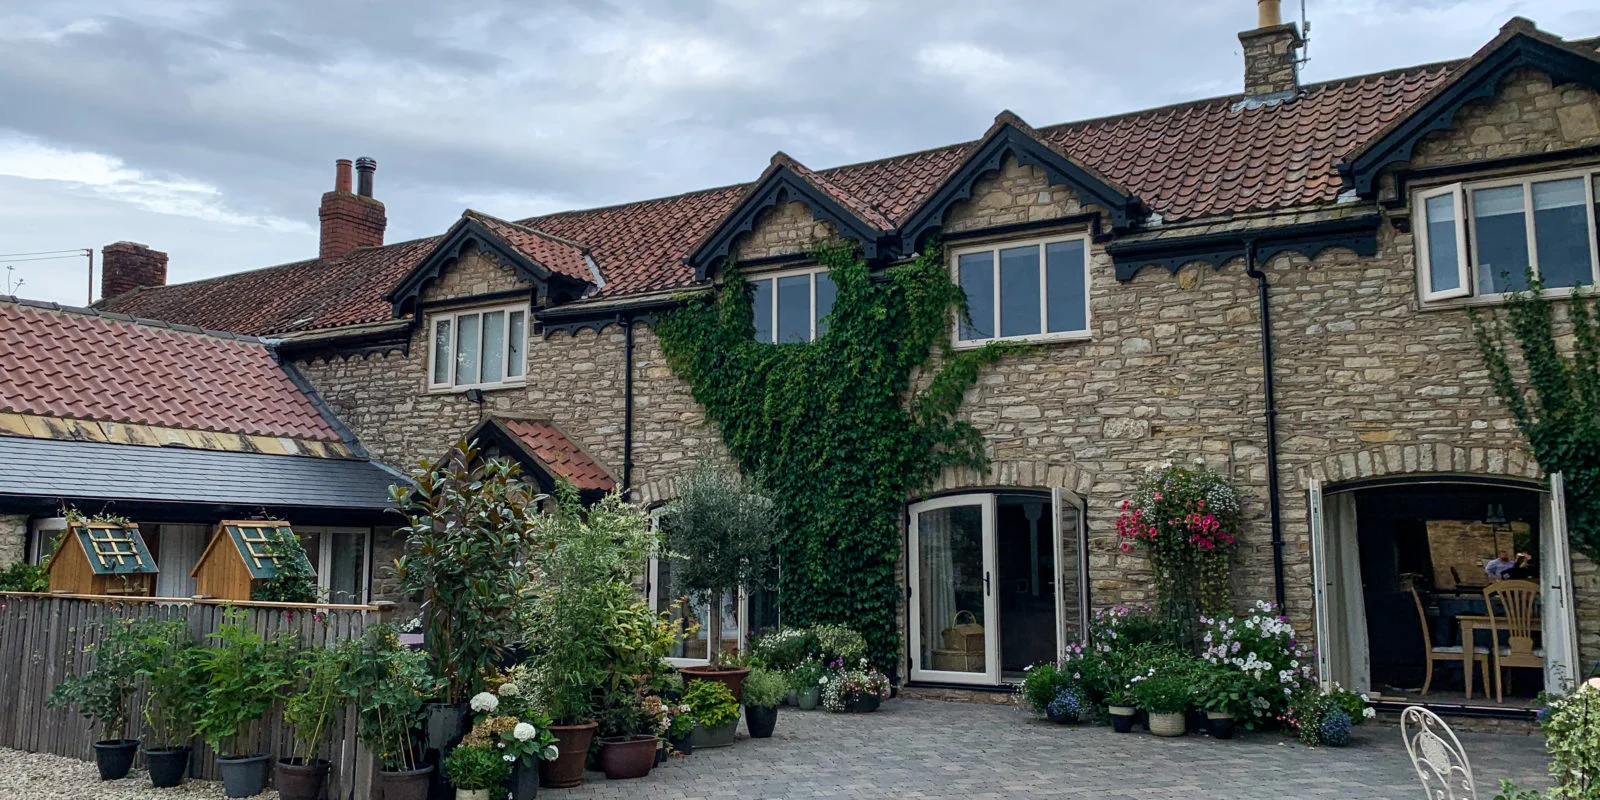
left=1409, top=69, right=1600, bottom=169
left=0, top=514, right=27, bottom=567
left=731, top=201, right=838, bottom=262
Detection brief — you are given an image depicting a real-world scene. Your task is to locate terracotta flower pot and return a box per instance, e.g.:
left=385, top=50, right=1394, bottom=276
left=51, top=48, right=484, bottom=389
left=598, top=735, right=658, bottom=780
left=677, top=665, right=751, bottom=702
left=539, top=720, right=598, bottom=789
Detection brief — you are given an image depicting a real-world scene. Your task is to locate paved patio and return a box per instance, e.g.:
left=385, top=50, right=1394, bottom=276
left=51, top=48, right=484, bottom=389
left=562, top=698, right=1550, bottom=799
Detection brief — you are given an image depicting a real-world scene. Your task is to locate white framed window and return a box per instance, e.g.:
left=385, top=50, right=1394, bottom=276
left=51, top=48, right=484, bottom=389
left=749, top=267, right=836, bottom=343
left=646, top=510, right=747, bottom=666
left=297, top=527, right=371, bottom=605
left=951, top=234, right=1091, bottom=347
left=1416, top=168, right=1600, bottom=303
left=428, top=303, right=528, bottom=390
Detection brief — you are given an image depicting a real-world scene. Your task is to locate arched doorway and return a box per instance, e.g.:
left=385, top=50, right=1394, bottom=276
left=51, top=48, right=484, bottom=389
left=1308, top=474, right=1581, bottom=708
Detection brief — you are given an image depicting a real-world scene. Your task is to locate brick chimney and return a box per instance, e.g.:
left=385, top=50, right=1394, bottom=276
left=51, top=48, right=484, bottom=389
left=318, top=157, right=386, bottom=260
left=100, top=242, right=168, bottom=300
left=1239, top=0, right=1303, bottom=100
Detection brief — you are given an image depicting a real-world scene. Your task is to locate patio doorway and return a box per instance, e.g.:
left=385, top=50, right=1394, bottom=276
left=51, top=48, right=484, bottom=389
left=907, top=490, right=1088, bottom=686
left=1309, top=475, right=1582, bottom=708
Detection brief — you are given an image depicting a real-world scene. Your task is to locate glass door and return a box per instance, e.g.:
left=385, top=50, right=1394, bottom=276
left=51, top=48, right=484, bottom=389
left=909, top=494, right=997, bottom=685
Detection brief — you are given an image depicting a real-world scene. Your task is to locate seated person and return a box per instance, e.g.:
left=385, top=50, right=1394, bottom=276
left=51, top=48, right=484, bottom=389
left=1485, top=551, right=1531, bottom=581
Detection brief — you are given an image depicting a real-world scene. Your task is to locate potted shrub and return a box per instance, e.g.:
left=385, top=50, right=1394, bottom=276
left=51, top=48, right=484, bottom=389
left=741, top=667, right=786, bottom=738
left=129, top=617, right=205, bottom=788
left=343, top=623, right=441, bottom=800
left=523, top=487, right=659, bottom=788
left=790, top=658, right=825, bottom=711
left=476, top=673, right=560, bottom=800
left=654, top=696, right=695, bottom=756
left=194, top=608, right=300, bottom=797
left=1193, top=664, right=1252, bottom=740
left=390, top=444, right=544, bottom=761
left=684, top=679, right=740, bottom=748
left=1131, top=665, right=1192, bottom=738
left=443, top=743, right=510, bottom=800
left=593, top=678, right=661, bottom=780
left=660, top=460, right=777, bottom=700
left=278, top=640, right=355, bottom=800
left=47, top=617, right=142, bottom=780
left=1020, top=660, right=1069, bottom=719
left=1105, top=678, right=1138, bottom=734
left=821, top=660, right=891, bottom=713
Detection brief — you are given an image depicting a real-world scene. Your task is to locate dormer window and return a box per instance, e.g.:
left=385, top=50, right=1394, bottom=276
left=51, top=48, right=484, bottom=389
left=1416, top=169, right=1600, bottom=302
left=952, top=234, right=1091, bottom=347
left=429, top=303, right=527, bottom=390
left=750, top=267, right=836, bottom=343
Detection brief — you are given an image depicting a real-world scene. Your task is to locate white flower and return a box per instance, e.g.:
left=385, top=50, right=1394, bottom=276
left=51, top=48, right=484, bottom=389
left=513, top=722, right=537, bottom=742
left=1363, top=707, right=1376, bottom=719
left=542, top=745, right=559, bottom=761
left=497, top=742, right=506, bottom=749
left=470, top=692, right=499, bottom=713
left=503, top=754, right=515, bottom=762
left=498, top=682, right=520, bottom=697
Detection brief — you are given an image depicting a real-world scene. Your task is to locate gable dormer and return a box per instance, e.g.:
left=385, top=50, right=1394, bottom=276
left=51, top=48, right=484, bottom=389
left=385, top=210, right=597, bottom=318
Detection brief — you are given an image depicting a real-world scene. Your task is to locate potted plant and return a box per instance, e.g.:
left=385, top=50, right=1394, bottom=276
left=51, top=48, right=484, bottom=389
left=1193, top=665, right=1251, bottom=740
left=660, top=460, right=777, bottom=700
left=278, top=640, right=355, bottom=800
left=684, top=679, right=741, bottom=748
left=127, top=617, right=205, bottom=788
left=1131, top=666, right=1191, bottom=737
left=821, top=660, right=891, bottom=713
left=790, top=658, right=825, bottom=711
left=193, top=608, right=300, bottom=798
left=593, top=678, right=661, bottom=780
left=741, top=667, right=786, bottom=738
left=1047, top=687, right=1087, bottom=725
left=343, top=623, right=441, bottom=800
left=1105, top=677, right=1138, bottom=734
left=47, top=617, right=142, bottom=780
left=523, top=487, right=659, bottom=788
left=390, top=444, right=544, bottom=763
left=477, top=673, right=559, bottom=800
left=443, top=743, right=511, bottom=800
left=654, top=696, right=695, bottom=756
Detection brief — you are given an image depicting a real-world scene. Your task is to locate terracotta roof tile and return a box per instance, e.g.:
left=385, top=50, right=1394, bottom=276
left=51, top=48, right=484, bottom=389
left=103, top=58, right=1461, bottom=335
left=0, top=298, right=341, bottom=441
left=500, top=419, right=615, bottom=491
left=465, top=211, right=596, bottom=284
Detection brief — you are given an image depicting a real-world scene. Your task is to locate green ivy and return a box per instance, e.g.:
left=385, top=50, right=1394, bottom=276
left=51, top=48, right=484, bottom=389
left=1471, top=276, right=1600, bottom=564
left=657, top=242, right=1007, bottom=667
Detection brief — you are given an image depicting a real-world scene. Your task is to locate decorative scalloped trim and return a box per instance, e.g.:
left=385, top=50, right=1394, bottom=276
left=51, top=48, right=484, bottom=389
left=689, top=168, right=890, bottom=280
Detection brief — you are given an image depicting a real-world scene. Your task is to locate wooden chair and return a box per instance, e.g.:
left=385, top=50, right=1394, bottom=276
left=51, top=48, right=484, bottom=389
left=1412, top=588, right=1490, bottom=696
left=1402, top=706, right=1477, bottom=800
left=1481, top=579, right=1542, bottom=703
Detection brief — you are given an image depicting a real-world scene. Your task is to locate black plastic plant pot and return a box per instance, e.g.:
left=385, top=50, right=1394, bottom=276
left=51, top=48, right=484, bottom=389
left=745, top=705, right=778, bottom=738
left=143, top=746, right=191, bottom=788
left=1108, top=708, right=1136, bottom=734
left=217, top=753, right=271, bottom=798
left=667, top=732, right=693, bottom=756
left=276, top=757, right=331, bottom=800
left=1208, top=716, right=1236, bottom=740
left=93, top=739, right=139, bottom=781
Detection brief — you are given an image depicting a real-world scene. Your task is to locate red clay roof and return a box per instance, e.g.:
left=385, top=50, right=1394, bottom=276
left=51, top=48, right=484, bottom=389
left=103, top=58, right=1463, bottom=336
left=465, top=210, right=595, bottom=284
left=500, top=419, right=615, bottom=491
left=0, top=298, right=342, bottom=441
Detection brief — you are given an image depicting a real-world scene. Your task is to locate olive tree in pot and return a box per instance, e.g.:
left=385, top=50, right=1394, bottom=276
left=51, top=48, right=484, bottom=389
left=342, top=623, right=443, bottom=800
left=390, top=443, right=543, bottom=764
left=278, top=640, right=356, bottom=800
left=131, top=618, right=205, bottom=788
left=740, top=667, right=786, bottom=739
left=47, top=617, right=142, bottom=780
left=522, top=486, right=659, bottom=788
left=194, top=608, right=301, bottom=798
left=661, top=460, right=777, bottom=699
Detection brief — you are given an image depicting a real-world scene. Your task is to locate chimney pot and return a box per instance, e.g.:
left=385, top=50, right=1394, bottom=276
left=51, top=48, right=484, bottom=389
left=1257, top=0, right=1282, bottom=28
left=334, top=158, right=353, bottom=194
left=355, top=157, right=376, bottom=198
left=100, top=241, right=168, bottom=301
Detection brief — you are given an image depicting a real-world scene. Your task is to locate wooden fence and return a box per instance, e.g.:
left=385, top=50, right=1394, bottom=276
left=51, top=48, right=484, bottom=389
left=0, top=592, right=393, bottom=799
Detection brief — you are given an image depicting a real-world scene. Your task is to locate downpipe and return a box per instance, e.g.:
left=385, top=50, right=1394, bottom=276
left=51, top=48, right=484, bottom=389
left=1244, top=240, right=1288, bottom=610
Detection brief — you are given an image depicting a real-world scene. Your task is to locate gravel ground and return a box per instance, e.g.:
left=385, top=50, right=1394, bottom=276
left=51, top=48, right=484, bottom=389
left=0, top=748, right=277, bottom=800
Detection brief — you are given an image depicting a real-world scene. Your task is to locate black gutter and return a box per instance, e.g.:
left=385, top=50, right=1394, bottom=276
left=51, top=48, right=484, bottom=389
left=622, top=316, right=635, bottom=491
left=1244, top=239, right=1287, bottom=610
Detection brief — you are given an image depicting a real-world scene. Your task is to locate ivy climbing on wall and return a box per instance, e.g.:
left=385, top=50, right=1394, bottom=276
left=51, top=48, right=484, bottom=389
left=657, top=242, right=1008, bottom=668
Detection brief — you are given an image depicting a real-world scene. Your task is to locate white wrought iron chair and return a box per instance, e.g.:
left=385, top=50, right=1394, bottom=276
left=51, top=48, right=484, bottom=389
left=1401, top=706, right=1477, bottom=800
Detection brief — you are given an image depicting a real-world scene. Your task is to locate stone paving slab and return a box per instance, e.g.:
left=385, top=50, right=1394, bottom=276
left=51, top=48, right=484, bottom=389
left=559, top=698, right=1551, bottom=799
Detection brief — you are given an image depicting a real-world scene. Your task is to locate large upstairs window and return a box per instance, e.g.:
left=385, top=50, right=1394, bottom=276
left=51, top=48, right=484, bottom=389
left=953, top=234, right=1091, bottom=347
left=1417, top=169, right=1600, bottom=302
left=429, top=304, right=527, bottom=390
left=750, top=267, right=836, bottom=343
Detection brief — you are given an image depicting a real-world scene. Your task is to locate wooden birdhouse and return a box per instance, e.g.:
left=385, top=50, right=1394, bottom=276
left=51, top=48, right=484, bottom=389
left=46, top=521, right=158, bottom=596
left=191, top=520, right=313, bottom=601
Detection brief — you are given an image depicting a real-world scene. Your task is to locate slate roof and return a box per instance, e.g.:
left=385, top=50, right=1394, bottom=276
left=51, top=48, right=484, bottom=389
left=0, top=297, right=342, bottom=441
left=498, top=418, right=616, bottom=492
left=0, top=436, right=400, bottom=509
left=104, top=27, right=1589, bottom=338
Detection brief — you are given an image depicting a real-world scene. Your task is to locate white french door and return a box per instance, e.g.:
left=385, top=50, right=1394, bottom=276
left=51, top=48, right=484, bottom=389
left=1541, top=473, right=1581, bottom=691
left=909, top=494, right=998, bottom=685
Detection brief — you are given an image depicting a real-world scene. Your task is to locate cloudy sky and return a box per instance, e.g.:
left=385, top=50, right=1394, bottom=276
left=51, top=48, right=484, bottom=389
left=1, top=0, right=1596, bottom=305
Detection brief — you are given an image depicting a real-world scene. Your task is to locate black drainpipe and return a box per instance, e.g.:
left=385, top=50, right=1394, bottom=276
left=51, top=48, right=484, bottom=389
left=621, top=315, right=635, bottom=492
left=1244, top=239, right=1287, bottom=610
